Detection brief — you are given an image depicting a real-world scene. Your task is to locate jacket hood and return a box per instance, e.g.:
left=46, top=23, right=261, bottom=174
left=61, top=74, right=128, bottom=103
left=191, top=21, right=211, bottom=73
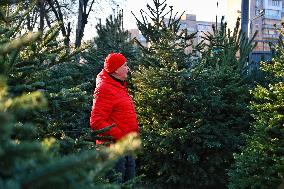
left=96, top=69, right=126, bottom=89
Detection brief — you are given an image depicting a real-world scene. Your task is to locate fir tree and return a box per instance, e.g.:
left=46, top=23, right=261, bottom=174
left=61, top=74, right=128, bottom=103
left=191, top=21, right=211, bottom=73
left=0, top=78, right=140, bottom=188
left=132, top=2, right=254, bottom=187
left=228, top=27, right=284, bottom=189
left=0, top=1, right=96, bottom=151
left=131, top=0, right=195, bottom=69
left=0, top=2, right=141, bottom=188
left=198, top=17, right=257, bottom=74
left=130, top=0, right=198, bottom=187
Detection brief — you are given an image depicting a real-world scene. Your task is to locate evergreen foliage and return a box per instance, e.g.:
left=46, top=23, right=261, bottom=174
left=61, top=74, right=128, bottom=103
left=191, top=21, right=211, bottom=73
left=84, top=10, right=138, bottom=82
left=41, top=61, right=93, bottom=145
left=0, top=81, right=140, bottom=188
left=0, top=34, right=140, bottom=189
left=198, top=17, right=257, bottom=74
left=131, top=1, right=253, bottom=187
left=0, top=2, right=141, bottom=188
left=131, top=0, right=194, bottom=188
left=0, top=2, right=88, bottom=148
left=183, top=63, right=250, bottom=188
left=0, top=28, right=105, bottom=189
left=228, top=28, right=284, bottom=189
left=3, top=0, right=283, bottom=188
left=131, top=0, right=196, bottom=68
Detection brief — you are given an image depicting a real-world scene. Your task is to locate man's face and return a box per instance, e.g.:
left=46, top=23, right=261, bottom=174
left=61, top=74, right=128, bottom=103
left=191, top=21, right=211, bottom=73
left=115, top=62, right=129, bottom=81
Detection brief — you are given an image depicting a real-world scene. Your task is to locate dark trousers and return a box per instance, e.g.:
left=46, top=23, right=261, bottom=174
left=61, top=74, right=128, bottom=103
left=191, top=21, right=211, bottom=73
left=114, top=155, right=136, bottom=183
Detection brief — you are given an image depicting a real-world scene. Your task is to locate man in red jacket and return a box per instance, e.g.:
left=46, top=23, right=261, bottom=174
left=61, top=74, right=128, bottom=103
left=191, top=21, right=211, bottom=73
left=90, top=52, right=139, bottom=183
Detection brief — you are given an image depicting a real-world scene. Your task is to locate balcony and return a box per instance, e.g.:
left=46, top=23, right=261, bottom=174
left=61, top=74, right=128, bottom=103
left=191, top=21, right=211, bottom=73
left=263, top=14, right=281, bottom=19
left=264, top=0, right=282, bottom=10
left=263, top=9, right=282, bottom=20
left=262, top=33, right=279, bottom=39
left=262, top=24, right=280, bottom=29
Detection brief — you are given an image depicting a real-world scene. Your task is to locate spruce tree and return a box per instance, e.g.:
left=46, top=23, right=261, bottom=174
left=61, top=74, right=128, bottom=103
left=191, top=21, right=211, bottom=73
left=132, top=2, right=254, bottom=187
left=130, top=0, right=198, bottom=187
left=0, top=33, right=140, bottom=189
left=0, top=79, right=140, bottom=188
left=174, top=18, right=254, bottom=188
left=228, top=28, right=284, bottom=189
left=199, top=17, right=256, bottom=74
left=0, top=2, right=141, bottom=188
left=131, top=0, right=195, bottom=69
left=0, top=2, right=87, bottom=150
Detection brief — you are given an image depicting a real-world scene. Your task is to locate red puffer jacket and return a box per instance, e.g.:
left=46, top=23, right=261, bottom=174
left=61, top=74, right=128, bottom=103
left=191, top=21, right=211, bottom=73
left=90, top=69, right=139, bottom=144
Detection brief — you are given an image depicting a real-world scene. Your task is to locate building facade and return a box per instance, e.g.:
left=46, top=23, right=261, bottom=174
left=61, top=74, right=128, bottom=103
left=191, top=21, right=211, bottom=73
left=128, top=29, right=148, bottom=47
left=226, top=0, right=283, bottom=52
left=250, top=0, right=283, bottom=51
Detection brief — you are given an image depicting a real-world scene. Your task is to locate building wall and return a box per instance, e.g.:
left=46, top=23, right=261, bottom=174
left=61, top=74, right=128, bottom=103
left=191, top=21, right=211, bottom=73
left=128, top=29, right=147, bottom=47
left=226, top=0, right=283, bottom=52
left=128, top=29, right=139, bottom=39
left=196, top=21, right=216, bottom=44
left=250, top=0, right=283, bottom=51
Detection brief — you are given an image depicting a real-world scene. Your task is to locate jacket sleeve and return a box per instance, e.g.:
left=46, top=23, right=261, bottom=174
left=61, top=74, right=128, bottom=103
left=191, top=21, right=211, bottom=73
left=90, top=87, right=124, bottom=140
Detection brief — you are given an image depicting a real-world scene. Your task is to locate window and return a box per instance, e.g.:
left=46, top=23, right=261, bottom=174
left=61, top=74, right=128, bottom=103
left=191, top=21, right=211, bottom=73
left=256, top=0, right=260, bottom=7
left=269, top=0, right=281, bottom=6
left=265, top=9, right=281, bottom=19
left=197, top=25, right=211, bottom=31
left=188, top=27, right=195, bottom=32
left=272, top=0, right=280, bottom=6
left=180, top=23, right=188, bottom=29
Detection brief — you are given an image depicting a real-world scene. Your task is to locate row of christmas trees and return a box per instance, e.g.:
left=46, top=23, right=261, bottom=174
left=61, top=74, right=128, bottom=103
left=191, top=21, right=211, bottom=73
left=0, top=0, right=283, bottom=188
left=87, top=0, right=283, bottom=187
left=126, top=1, right=283, bottom=188
left=0, top=1, right=140, bottom=189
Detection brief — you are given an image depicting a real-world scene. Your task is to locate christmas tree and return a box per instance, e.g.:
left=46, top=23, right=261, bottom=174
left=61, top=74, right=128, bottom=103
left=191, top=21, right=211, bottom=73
left=131, top=1, right=254, bottom=187
left=228, top=26, right=284, bottom=189
left=0, top=2, right=141, bottom=188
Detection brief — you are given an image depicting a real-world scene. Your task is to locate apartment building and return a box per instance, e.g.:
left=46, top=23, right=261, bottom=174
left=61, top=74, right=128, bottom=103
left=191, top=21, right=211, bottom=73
left=128, top=29, right=148, bottom=47
left=250, top=0, right=283, bottom=51
left=226, top=0, right=283, bottom=52
left=178, top=14, right=217, bottom=46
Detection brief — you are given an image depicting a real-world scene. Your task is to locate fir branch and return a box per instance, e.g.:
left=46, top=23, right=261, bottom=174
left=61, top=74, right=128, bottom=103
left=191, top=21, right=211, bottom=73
left=20, top=133, right=141, bottom=189
left=0, top=32, right=41, bottom=55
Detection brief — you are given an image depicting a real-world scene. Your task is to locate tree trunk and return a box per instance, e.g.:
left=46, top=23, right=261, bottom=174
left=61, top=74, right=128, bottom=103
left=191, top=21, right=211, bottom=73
left=38, top=0, right=45, bottom=32
left=75, top=0, right=95, bottom=63
left=75, top=0, right=84, bottom=49
left=47, top=0, right=70, bottom=47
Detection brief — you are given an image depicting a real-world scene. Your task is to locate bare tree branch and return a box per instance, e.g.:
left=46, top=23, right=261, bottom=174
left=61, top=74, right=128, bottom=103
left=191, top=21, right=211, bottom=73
left=46, top=0, right=70, bottom=47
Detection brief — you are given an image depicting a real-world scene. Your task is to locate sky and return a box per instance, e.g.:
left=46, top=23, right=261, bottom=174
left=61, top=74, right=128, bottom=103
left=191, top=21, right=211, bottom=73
left=83, top=0, right=227, bottom=40
left=121, top=0, right=227, bottom=29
